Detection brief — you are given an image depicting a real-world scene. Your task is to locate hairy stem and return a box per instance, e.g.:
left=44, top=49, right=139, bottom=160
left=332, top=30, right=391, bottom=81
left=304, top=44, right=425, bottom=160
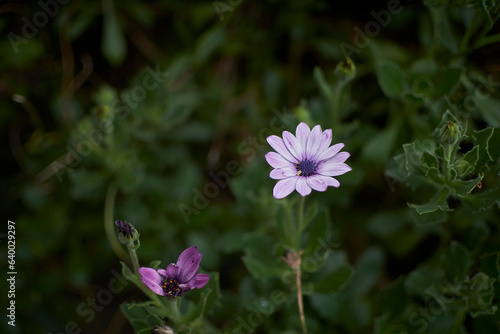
left=296, top=254, right=307, bottom=334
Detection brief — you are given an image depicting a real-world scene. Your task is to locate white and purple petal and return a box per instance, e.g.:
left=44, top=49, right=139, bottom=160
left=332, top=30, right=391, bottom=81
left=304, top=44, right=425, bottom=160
left=317, top=143, right=345, bottom=161
left=273, top=177, right=298, bottom=199
left=296, top=177, right=312, bottom=197
left=138, top=267, right=165, bottom=296
left=324, top=151, right=350, bottom=164
left=282, top=131, right=304, bottom=161
left=265, top=152, right=293, bottom=169
left=306, top=175, right=328, bottom=192
left=310, top=129, right=332, bottom=161
left=270, top=167, right=297, bottom=180
left=295, top=122, right=310, bottom=150
left=317, top=162, right=352, bottom=177
left=267, top=136, right=296, bottom=163
left=305, top=125, right=322, bottom=160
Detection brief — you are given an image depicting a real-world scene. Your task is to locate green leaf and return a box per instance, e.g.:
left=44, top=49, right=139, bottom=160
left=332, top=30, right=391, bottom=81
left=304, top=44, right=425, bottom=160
left=410, top=205, right=448, bottom=225
left=406, top=265, right=444, bottom=294
left=181, top=271, right=221, bottom=324
left=102, top=0, right=127, bottom=66
left=431, top=67, right=463, bottom=97
left=120, top=302, right=164, bottom=333
left=242, top=256, right=288, bottom=279
left=476, top=0, right=500, bottom=28
left=468, top=272, right=497, bottom=318
left=376, top=61, right=405, bottom=98
left=447, top=173, right=483, bottom=198
left=360, top=117, right=401, bottom=166
left=194, top=26, right=226, bottom=65
left=311, top=265, right=354, bottom=294
left=463, top=221, right=489, bottom=252
left=441, top=241, right=472, bottom=282
left=477, top=97, right=500, bottom=127
left=463, top=186, right=500, bottom=212
left=421, top=150, right=439, bottom=169
left=455, top=146, right=479, bottom=176
left=480, top=252, right=500, bottom=278
left=313, top=66, right=332, bottom=101
left=121, top=261, right=137, bottom=281
left=408, top=188, right=450, bottom=214
left=377, top=277, right=409, bottom=317
left=308, top=250, right=354, bottom=294
left=349, top=247, right=384, bottom=299
left=473, top=128, right=500, bottom=168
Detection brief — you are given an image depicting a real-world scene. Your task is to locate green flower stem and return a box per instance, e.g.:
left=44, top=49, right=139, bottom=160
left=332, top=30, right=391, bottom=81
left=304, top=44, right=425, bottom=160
left=296, top=196, right=306, bottom=246
left=104, top=182, right=128, bottom=261
left=283, top=198, right=295, bottom=249
left=170, top=298, right=182, bottom=323
left=127, top=246, right=140, bottom=274
left=331, top=82, right=343, bottom=134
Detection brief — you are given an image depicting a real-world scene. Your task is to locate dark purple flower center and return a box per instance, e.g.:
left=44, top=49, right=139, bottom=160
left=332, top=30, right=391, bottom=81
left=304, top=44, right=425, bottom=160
left=296, top=160, right=317, bottom=177
left=161, top=278, right=183, bottom=299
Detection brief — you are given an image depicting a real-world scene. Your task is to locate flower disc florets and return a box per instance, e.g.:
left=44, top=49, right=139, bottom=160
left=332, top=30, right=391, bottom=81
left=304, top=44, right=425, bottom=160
left=296, top=160, right=317, bottom=177
left=161, top=278, right=184, bottom=299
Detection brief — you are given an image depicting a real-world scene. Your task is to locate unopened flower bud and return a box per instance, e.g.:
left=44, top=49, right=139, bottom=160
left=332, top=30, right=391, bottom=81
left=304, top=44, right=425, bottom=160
left=115, top=220, right=140, bottom=248
left=440, top=121, right=461, bottom=144
left=335, top=57, right=356, bottom=83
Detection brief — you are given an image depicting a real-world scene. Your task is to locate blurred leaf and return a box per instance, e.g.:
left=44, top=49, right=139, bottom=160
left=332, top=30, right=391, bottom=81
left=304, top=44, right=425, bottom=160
left=349, top=247, right=384, bottom=299
left=463, top=221, right=489, bottom=252
left=476, top=0, right=500, bottom=28
left=360, top=117, right=401, bottom=166
left=194, top=26, right=226, bottom=65
left=242, top=233, right=288, bottom=279
left=308, top=250, right=354, bottom=294
left=313, top=66, right=332, bottom=101
left=242, top=256, right=288, bottom=279
left=476, top=97, right=500, bottom=127
left=467, top=272, right=497, bottom=317
left=406, top=265, right=444, bottom=294
left=102, top=0, right=127, bottom=66
left=441, top=241, right=472, bottom=282
left=480, top=252, right=500, bottom=278
left=431, top=67, right=463, bottom=97
left=376, top=61, right=405, bottom=98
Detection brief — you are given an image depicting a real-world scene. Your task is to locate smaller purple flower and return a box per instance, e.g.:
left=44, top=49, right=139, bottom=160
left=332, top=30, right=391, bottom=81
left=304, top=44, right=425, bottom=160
left=139, top=246, right=210, bottom=299
left=265, top=122, right=351, bottom=199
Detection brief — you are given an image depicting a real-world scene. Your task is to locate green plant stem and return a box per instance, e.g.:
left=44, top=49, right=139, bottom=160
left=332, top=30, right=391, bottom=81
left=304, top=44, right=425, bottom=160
left=283, top=198, right=295, bottom=249
left=170, top=298, right=181, bottom=323
left=296, top=196, right=306, bottom=247
left=127, top=246, right=140, bottom=274
left=104, top=182, right=128, bottom=261
left=331, top=82, right=343, bottom=133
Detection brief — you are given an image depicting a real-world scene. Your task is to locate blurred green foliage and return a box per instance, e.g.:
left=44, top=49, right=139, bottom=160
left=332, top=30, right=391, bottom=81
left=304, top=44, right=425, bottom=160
left=2, top=0, right=500, bottom=333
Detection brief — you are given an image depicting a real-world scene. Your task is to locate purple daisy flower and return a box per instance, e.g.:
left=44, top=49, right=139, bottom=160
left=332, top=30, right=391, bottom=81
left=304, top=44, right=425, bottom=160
left=265, top=122, right=351, bottom=199
left=138, top=246, right=210, bottom=299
